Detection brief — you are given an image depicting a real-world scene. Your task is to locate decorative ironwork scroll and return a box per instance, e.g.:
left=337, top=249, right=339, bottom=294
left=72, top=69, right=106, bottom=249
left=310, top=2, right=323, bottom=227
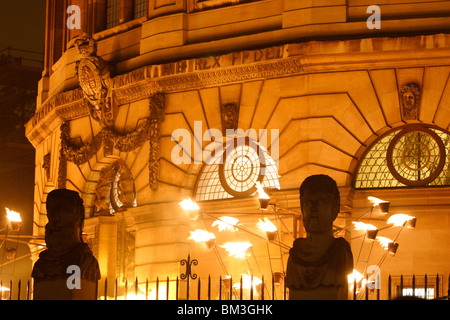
left=180, top=254, right=199, bottom=281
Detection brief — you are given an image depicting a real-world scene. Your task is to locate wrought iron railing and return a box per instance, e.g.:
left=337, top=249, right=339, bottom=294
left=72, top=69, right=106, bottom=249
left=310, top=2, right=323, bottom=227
left=1, top=273, right=449, bottom=300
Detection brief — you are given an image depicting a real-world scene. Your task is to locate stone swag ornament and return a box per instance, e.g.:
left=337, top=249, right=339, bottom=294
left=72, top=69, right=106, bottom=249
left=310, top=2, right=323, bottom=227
left=286, top=175, right=353, bottom=300
left=32, top=189, right=101, bottom=299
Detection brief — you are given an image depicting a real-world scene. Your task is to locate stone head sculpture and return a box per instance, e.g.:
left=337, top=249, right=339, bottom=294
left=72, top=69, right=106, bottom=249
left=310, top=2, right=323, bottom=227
left=299, top=174, right=340, bottom=235
left=45, top=189, right=85, bottom=255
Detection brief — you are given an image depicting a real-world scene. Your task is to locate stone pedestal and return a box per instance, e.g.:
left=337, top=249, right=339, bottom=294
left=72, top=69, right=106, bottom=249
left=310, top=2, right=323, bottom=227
left=33, top=277, right=98, bottom=300
left=288, top=284, right=348, bottom=300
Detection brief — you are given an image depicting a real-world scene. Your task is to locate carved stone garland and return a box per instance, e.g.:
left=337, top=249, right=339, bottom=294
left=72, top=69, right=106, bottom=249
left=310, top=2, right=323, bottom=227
left=148, top=92, right=166, bottom=191
left=58, top=92, right=165, bottom=191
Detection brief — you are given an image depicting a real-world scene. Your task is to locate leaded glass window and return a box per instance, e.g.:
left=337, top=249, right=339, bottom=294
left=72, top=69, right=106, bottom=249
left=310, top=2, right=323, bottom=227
left=355, top=126, right=450, bottom=189
left=106, top=0, right=120, bottom=29
left=195, top=139, right=280, bottom=201
left=134, top=0, right=147, bottom=19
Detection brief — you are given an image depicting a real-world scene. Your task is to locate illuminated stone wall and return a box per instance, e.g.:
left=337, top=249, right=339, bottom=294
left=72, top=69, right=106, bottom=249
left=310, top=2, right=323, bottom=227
left=27, top=0, right=450, bottom=299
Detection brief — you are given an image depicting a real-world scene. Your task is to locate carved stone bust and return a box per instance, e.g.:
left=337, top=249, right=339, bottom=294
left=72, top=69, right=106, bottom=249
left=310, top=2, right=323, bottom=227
left=286, top=175, right=353, bottom=300
left=32, top=189, right=101, bottom=295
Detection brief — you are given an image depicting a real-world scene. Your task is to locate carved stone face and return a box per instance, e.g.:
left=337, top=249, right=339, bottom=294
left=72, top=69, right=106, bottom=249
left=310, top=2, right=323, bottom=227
left=402, top=91, right=415, bottom=110
left=301, top=191, right=338, bottom=234
left=299, top=175, right=340, bottom=235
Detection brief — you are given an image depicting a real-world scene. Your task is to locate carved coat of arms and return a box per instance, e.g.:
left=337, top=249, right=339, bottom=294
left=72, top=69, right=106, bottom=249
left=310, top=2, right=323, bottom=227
left=75, top=35, right=115, bottom=127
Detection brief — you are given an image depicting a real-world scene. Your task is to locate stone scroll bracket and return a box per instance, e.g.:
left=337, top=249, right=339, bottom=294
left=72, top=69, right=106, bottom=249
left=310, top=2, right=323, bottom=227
left=148, top=92, right=166, bottom=192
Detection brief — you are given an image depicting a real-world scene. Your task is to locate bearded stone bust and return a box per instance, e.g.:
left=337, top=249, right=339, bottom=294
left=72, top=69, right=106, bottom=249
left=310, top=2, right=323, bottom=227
left=32, top=189, right=100, bottom=299
left=286, top=175, right=353, bottom=300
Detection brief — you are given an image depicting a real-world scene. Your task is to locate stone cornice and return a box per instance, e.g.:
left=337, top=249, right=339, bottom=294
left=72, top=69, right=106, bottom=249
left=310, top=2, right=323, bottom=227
left=26, top=34, right=450, bottom=147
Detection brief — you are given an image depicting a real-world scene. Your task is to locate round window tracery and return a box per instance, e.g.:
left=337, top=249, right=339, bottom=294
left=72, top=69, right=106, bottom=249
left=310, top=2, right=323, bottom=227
left=218, top=139, right=266, bottom=197
left=386, top=127, right=446, bottom=187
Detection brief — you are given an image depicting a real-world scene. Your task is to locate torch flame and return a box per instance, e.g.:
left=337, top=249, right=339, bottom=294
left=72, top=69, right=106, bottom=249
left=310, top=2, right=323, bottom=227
left=188, top=229, right=216, bottom=242
left=179, top=198, right=199, bottom=211
left=220, top=242, right=253, bottom=259
left=387, top=214, right=415, bottom=227
left=212, top=216, right=239, bottom=232
left=352, top=221, right=377, bottom=231
left=376, top=236, right=394, bottom=250
left=348, top=269, right=364, bottom=284
left=233, top=273, right=262, bottom=290
left=257, top=218, right=277, bottom=232
left=5, top=208, right=21, bottom=222
left=255, top=181, right=270, bottom=200
left=368, top=196, right=388, bottom=206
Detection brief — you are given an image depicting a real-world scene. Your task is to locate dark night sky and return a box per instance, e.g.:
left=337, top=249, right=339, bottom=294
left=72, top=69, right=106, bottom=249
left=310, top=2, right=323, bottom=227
left=0, top=0, right=46, bottom=231
left=0, top=0, right=46, bottom=54
left=0, top=1, right=46, bottom=289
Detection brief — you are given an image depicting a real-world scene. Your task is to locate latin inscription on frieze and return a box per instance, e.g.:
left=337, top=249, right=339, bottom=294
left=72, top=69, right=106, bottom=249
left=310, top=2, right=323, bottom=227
left=113, top=45, right=285, bottom=88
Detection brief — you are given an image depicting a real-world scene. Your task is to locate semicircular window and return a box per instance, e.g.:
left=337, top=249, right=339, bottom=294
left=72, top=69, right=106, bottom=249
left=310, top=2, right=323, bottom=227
left=355, top=125, right=450, bottom=188
left=195, top=138, right=280, bottom=201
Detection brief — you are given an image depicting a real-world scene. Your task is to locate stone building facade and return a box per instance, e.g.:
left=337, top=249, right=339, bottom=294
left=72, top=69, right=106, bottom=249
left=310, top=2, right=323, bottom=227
left=26, top=0, right=450, bottom=299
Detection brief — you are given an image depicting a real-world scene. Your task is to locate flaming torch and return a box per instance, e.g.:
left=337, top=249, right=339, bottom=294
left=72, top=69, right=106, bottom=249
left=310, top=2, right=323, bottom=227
left=255, top=181, right=270, bottom=210
left=352, top=221, right=378, bottom=240
left=348, top=269, right=366, bottom=293
left=387, top=214, right=416, bottom=229
left=188, top=229, right=216, bottom=249
left=368, top=196, right=390, bottom=214
left=257, top=217, right=277, bottom=241
left=376, top=236, right=399, bottom=255
left=179, top=198, right=200, bottom=220
left=220, top=242, right=253, bottom=259
left=6, top=208, right=22, bottom=232
left=233, top=273, right=263, bottom=296
left=212, top=216, right=239, bottom=232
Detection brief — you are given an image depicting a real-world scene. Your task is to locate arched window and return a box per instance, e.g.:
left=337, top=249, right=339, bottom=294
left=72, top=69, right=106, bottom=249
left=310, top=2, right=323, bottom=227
left=195, top=138, right=280, bottom=201
left=355, top=125, right=450, bottom=189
